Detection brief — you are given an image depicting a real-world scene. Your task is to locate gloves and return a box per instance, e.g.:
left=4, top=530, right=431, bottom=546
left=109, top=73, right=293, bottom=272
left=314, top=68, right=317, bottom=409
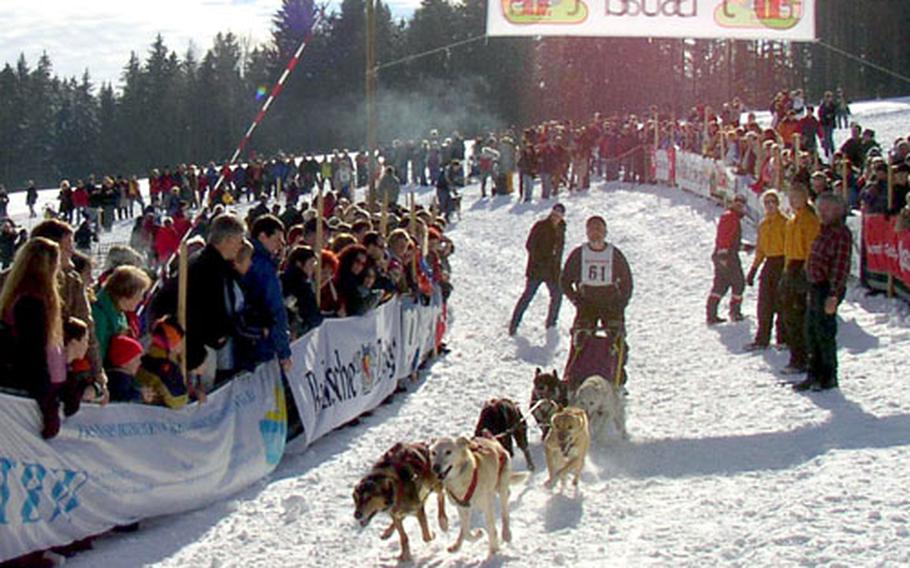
left=746, top=267, right=757, bottom=287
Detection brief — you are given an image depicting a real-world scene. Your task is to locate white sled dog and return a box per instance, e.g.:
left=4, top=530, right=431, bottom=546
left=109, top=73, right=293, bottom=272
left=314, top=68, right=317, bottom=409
left=571, top=374, right=627, bottom=441
left=430, top=436, right=526, bottom=556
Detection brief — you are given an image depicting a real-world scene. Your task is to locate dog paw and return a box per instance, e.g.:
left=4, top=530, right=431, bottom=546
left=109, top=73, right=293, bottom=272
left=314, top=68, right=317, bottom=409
left=380, top=525, right=395, bottom=540
left=544, top=478, right=555, bottom=490
left=423, top=531, right=435, bottom=543
left=502, top=527, right=512, bottom=543
left=438, top=516, right=449, bottom=533
left=467, top=529, right=484, bottom=542
left=398, top=551, right=412, bottom=563
left=447, top=542, right=462, bottom=553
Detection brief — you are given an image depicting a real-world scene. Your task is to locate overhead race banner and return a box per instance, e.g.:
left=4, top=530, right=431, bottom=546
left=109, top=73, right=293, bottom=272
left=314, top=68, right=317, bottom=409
left=487, top=0, right=816, bottom=40
left=0, top=362, right=287, bottom=563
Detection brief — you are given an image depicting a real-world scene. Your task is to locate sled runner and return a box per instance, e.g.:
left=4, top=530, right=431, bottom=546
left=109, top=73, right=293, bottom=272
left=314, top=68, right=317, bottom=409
left=563, top=325, right=627, bottom=394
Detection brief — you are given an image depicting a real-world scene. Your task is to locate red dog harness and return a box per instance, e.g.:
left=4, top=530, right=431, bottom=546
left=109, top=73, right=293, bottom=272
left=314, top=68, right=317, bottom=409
left=447, top=443, right=507, bottom=508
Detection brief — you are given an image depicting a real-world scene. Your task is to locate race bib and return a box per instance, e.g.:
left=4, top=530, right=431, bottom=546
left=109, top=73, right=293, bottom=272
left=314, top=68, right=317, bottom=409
left=581, top=244, right=613, bottom=286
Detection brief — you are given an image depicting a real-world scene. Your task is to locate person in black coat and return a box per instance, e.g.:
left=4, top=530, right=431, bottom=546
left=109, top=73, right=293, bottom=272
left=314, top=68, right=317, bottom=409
left=335, top=244, right=381, bottom=317
left=281, top=245, right=323, bottom=338
left=561, top=215, right=633, bottom=333
left=509, top=203, right=567, bottom=336
left=150, top=214, right=247, bottom=374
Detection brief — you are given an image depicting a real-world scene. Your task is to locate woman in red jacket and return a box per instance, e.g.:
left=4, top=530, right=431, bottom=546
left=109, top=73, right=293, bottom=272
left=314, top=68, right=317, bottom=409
left=154, top=217, right=180, bottom=264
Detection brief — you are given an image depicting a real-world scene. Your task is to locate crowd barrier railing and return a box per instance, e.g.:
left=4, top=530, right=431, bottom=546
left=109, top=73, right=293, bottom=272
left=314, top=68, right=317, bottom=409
left=0, top=291, right=444, bottom=562
left=653, top=147, right=874, bottom=284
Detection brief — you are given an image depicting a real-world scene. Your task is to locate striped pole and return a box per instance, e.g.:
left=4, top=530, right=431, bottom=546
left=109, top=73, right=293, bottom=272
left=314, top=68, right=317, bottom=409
left=214, top=11, right=323, bottom=191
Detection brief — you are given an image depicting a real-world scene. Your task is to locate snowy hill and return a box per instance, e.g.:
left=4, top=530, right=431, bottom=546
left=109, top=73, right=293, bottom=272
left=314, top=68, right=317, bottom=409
left=63, top=183, right=910, bottom=566
left=0, top=95, right=896, bottom=566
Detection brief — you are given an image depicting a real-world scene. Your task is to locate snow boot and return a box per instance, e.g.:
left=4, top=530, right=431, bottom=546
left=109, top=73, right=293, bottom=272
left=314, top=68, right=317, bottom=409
left=706, top=296, right=726, bottom=325
left=729, top=297, right=744, bottom=322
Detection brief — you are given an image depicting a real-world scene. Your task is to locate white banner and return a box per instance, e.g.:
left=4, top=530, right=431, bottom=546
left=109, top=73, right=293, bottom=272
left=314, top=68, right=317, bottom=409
left=487, top=0, right=815, bottom=40
left=0, top=362, right=287, bottom=562
left=676, top=151, right=713, bottom=197
left=285, top=295, right=442, bottom=452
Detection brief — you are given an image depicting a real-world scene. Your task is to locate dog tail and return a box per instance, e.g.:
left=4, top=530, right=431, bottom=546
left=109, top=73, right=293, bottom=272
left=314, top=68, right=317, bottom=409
left=509, top=472, right=529, bottom=485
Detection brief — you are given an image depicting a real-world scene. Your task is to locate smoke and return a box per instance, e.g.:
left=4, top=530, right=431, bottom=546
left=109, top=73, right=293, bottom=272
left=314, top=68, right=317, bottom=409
left=373, top=76, right=507, bottom=142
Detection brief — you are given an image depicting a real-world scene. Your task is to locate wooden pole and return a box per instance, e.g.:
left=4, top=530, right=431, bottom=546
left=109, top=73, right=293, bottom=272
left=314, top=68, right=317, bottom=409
left=703, top=106, right=711, bottom=156
left=841, top=158, right=850, bottom=202
left=775, top=145, right=783, bottom=190
left=888, top=164, right=895, bottom=298
left=380, top=190, right=388, bottom=236
left=409, top=193, right=418, bottom=283
left=315, top=186, right=324, bottom=309
left=365, top=0, right=378, bottom=210
left=177, top=241, right=190, bottom=397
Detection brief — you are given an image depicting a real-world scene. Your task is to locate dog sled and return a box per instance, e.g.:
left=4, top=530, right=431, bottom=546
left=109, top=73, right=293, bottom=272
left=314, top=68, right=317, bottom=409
left=563, top=324, right=627, bottom=395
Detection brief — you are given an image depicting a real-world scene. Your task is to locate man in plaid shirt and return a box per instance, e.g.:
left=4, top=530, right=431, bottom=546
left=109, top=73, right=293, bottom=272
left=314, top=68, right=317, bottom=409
left=795, top=193, right=852, bottom=391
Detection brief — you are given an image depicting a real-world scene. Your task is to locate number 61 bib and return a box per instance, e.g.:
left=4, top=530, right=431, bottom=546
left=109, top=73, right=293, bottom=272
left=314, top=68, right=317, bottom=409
left=581, top=244, right=614, bottom=286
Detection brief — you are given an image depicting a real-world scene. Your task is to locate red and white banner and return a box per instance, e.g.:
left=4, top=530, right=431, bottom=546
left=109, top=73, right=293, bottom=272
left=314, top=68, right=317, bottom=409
left=487, top=0, right=816, bottom=41
left=650, top=147, right=676, bottom=185
left=863, top=213, right=910, bottom=288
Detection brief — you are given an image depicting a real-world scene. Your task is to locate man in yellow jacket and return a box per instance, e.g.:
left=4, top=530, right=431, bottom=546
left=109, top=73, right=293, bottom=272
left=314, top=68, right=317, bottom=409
left=745, top=190, right=788, bottom=350
left=779, top=183, right=821, bottom=374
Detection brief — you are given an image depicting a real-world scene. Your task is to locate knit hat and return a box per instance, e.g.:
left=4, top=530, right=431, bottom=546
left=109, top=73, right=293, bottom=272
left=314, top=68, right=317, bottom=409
left=151, top=316, right=185, bottom=352
left=108, top=335, right=144, bottom=368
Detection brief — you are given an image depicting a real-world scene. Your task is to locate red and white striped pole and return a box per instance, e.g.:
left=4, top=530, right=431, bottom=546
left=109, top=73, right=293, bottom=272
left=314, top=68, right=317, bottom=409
left=214, top=11, right=323, bottom=190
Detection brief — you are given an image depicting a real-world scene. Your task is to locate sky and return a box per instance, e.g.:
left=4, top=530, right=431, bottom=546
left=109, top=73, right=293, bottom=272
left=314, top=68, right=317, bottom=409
left=0, top=0, right=420, bottom=89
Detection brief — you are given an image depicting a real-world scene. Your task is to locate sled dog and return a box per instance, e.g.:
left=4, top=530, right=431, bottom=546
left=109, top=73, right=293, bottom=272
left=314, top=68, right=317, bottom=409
left=474, top=398, right=535, bottom=471
left=543, top=406, right=590, bottom=489
left=530, top=368, right=568, bottom=439
left=353, top=442, right=448, bottom=561
left=430, top=436, right=525, bottom=556
left=571, top=374, right=627, bottom=441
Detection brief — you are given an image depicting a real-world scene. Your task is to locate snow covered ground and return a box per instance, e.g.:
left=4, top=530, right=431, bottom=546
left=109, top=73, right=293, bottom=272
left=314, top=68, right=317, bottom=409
left=6, top=96, right=902, bottom=567
left=64, top=181, right=910, bottom=565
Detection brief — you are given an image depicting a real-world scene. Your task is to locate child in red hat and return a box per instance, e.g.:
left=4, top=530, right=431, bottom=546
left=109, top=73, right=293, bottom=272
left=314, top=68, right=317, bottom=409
left=107, top=334, right=149, bottom=403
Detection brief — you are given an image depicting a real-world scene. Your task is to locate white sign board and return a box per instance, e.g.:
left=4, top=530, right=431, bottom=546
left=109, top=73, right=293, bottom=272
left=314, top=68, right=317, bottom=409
left=487, top=0, right=816, bottom=41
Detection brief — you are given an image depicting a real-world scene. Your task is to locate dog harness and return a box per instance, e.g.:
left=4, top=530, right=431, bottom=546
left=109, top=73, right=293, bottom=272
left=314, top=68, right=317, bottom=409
left=447, top=443, right=507, bottom=508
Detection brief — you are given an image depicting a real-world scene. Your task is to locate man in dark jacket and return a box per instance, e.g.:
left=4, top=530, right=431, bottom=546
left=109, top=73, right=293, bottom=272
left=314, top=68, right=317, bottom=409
left=243, top=215, right=292, bottom=372
left=561, top=215, right=633, bottom=333
left=152, top=214, right=246, bottom=376
left=509, top=203, right=567, bottom=336
left=794, top=193, right=852, bottom=392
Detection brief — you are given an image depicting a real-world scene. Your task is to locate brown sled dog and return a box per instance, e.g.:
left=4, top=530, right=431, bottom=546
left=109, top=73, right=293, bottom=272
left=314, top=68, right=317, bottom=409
left=353, top=442, right=449, bottom=561
left=474, top=398, right=535, bottom=471
left=530, top=368, right=568, bottom=440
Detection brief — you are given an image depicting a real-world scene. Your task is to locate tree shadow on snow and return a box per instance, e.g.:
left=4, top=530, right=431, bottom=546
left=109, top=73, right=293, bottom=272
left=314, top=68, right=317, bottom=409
left=591, top=390, right=910, bottom=480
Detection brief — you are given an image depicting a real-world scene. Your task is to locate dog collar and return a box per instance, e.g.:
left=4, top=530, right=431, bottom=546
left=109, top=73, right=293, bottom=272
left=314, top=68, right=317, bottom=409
left=448, top=467, right=479, bottom=508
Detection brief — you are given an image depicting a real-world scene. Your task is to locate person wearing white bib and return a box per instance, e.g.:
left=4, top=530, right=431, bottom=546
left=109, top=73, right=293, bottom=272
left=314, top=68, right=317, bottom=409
left=561, top=216, right=633, bottom=334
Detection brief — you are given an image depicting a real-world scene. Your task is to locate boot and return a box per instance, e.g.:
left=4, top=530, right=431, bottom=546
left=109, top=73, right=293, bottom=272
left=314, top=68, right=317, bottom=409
left=729, top=300, right=744, bottom=322
left=706, top=296, right=726, bottom=325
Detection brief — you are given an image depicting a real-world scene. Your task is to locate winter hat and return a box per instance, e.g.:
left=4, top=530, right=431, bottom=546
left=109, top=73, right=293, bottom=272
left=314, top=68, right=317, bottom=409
left=586, top=215, right=607, bottom=229
left=108, top=335, right=144, bottom=368
left=151, top=316, right=185, bottom=352
left=551, top=203, right=566, bottom=215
